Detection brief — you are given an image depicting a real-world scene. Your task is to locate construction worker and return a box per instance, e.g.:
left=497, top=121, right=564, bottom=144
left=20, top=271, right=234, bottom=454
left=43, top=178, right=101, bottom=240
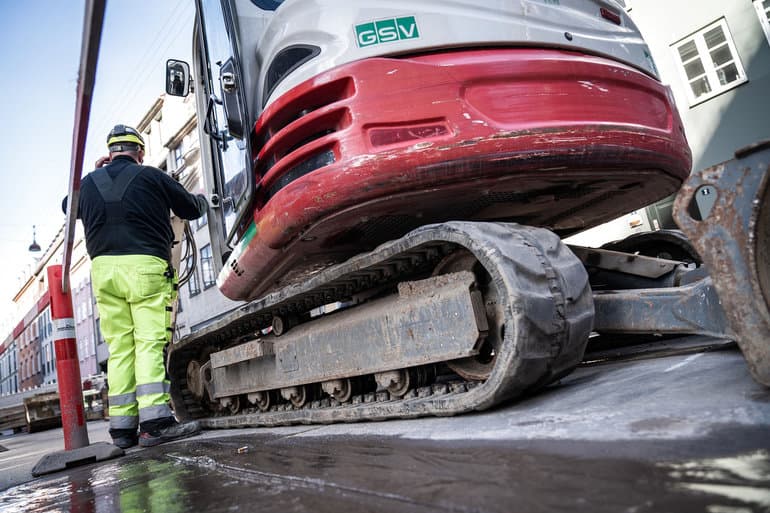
left=62, top=124, right=207, bottom=448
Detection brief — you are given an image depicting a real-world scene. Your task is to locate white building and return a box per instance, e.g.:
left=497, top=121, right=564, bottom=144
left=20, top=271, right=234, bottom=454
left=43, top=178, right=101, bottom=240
left=569, top=0, right=770, bottom=247
left=135, top=94, right=243, bottom=340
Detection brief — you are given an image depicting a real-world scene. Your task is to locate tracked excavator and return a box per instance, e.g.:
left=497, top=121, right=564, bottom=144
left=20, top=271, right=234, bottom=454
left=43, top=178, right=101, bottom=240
left=164, top=0, right=769, bottom=428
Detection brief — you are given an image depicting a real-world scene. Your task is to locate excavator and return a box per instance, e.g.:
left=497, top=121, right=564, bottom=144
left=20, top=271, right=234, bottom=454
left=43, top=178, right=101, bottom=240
left=162, top=0, right=769, bottom=428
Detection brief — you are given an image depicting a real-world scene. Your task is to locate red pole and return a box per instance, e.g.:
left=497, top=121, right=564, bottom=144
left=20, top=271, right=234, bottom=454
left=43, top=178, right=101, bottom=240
left=62, top=0, right=106, bottom=292
left=48, top=264, right=89, bottom=450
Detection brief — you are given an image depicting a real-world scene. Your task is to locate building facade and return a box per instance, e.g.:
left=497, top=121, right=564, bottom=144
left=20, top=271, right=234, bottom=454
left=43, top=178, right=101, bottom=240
left=135, top=93, right=243, bottom=340
left=0, top=335, right=18, bottom=395
left=17, top=302, right=42, bottom=391
left=72, top=259, right=98, bottom=379
left=629, top=0, right=770, bottom=231
left=0, top=223, right=102, bottom=392
left=0, top=92, right=242, bottom=392
left=568, top=0, right=770, bottom=246
left=628, top=0, right=770, bottom=172
left=38, top=302, right=56, bottom=385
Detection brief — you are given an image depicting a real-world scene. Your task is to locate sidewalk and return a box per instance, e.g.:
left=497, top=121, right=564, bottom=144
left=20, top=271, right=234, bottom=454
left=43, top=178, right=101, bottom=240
left=0, top=419, right=111, bottom=491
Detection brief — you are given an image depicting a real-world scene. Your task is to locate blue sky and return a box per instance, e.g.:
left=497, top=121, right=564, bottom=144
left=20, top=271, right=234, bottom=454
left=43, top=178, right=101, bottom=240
left=0, top=1, right=194, bottom=324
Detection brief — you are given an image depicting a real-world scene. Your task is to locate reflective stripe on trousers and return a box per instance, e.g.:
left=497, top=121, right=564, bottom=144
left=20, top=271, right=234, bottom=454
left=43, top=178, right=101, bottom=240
left=137, top=382, right=172, bottom=422
left=91, top=255, right=177, bottom=430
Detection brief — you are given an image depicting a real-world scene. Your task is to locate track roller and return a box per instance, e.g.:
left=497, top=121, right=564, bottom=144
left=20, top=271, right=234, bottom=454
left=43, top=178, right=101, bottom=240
left=219, top=395, right=240, bottom=415
left=375, top=365, right=437, bottom=398
left=321, top=376, right=376, bottom=403
left=280, top=384, right=320, bottom=408
left=247, top=390, right=278, bottom=411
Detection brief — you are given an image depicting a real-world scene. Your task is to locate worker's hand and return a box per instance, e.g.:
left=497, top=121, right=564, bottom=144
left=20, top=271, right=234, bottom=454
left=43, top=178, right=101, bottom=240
left=95, top=155, right=111, bottom=168
left=196, top=193, right=209, bottom=213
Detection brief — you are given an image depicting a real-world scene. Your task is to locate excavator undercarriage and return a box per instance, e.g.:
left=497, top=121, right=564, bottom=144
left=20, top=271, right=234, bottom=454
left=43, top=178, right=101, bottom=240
left=170, top=222, right=593, bottom=427
left=168, top=144, right=770, bottom=429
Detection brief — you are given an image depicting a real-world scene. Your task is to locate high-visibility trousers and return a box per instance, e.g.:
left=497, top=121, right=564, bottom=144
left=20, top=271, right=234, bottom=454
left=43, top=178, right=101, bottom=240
left=91, top=254, right=176, bottom=431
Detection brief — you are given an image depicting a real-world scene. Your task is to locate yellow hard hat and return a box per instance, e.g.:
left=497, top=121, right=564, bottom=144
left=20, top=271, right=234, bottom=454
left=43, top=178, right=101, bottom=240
left=107, top=124, right=145, bottom=151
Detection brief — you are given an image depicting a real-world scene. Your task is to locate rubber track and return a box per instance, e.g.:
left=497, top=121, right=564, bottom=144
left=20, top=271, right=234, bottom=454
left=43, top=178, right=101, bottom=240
left=167, top=221, right=594, bottom=428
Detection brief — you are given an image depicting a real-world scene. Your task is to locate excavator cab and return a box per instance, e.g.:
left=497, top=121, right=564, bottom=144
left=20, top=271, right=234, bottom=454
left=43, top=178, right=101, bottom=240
left=167, top=0, right=276, bottom=273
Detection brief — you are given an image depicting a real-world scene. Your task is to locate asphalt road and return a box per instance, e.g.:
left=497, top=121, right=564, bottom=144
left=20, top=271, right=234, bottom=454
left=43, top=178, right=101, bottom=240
left=1, top=347, right=769, bottom=512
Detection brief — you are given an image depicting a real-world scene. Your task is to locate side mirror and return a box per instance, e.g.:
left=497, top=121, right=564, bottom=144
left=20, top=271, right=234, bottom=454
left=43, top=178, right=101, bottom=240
left=166, top=59, right=191, bottom=97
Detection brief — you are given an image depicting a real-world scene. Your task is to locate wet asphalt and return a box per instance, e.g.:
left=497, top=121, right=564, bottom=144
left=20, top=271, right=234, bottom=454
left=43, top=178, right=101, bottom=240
left=2, top=427, right=769, bottom=513
left=1, top=347, right=769, bottom=512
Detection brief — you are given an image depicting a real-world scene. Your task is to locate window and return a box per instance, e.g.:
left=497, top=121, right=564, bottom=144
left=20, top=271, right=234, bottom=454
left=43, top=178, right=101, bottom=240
left=196, top=211, right=208, bottom=230
left=672, top=19, right=747, bottom=106
left=186, top=255, right=201, bottom=297
left=200, top=244, right=216, bottom=289
left=756, top=0, right=770, bottom=45
left=173, top=143, right=185, bottom=171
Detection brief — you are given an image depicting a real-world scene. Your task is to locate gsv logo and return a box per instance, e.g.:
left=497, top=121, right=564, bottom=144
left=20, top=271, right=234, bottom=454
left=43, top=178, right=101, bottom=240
left=355, top=16, right=420, bottom=48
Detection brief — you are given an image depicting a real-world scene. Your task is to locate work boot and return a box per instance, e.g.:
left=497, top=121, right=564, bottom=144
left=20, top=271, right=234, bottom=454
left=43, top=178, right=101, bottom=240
left=138, top=420, right=201, bottom=448
left=110, top=428, right=138, bottom=449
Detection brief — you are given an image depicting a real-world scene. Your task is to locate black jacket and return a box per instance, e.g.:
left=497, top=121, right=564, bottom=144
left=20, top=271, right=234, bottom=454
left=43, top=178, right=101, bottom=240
left=62, top=155, right=207, bottom=261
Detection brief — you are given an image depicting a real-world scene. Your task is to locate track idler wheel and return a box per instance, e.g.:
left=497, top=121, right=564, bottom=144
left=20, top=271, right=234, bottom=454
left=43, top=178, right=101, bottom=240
left=432, top=250, right=503, bottom=381
left=186, top=359, right=205, bottom=400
